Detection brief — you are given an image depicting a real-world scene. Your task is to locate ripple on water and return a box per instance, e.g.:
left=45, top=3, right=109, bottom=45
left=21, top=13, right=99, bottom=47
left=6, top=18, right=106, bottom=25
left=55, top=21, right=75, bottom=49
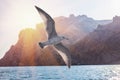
left=0, top=65, right=120, bottom=80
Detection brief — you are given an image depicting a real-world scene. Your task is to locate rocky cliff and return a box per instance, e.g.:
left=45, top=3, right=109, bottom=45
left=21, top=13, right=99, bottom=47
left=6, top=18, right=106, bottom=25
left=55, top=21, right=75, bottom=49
left=0, top=15, right=113, bottom=66
left=72, top=16, right=120, bottom=64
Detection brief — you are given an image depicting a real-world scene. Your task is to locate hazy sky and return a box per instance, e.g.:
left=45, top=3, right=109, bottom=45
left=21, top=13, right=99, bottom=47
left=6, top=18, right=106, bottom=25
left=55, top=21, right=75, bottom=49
left=0, top=0, right=120, bottom=58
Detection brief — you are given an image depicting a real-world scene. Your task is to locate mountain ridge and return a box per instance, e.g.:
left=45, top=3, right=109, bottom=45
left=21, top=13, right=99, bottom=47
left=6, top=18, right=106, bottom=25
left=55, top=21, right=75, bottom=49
left=71, top=16, right=120, bottom=64
left=1, top=14, right=117, bottom=66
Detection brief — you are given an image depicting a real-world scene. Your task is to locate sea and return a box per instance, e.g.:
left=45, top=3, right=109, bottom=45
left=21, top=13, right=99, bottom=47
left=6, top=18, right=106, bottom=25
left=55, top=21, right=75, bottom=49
left=0, top=65, right=120, bottom=80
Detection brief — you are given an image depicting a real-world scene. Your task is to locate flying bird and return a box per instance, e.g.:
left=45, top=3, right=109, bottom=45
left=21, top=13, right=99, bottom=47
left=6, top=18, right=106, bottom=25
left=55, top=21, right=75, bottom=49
left=35, top=6, right=71, bottom=68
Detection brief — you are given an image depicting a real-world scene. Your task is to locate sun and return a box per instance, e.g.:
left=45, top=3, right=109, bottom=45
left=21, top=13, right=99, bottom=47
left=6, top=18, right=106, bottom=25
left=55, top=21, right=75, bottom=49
left=17, top=6, right=43, bottom=29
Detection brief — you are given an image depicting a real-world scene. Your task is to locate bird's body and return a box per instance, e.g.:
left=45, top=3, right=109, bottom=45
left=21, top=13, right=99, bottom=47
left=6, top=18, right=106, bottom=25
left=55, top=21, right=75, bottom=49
left=35, top=6, right=71, bottom=68
left=40, top=36, right=65, bottom=47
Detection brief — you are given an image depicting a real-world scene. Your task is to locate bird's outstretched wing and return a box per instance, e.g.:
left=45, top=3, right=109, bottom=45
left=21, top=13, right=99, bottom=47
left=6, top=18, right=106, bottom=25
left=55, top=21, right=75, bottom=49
left=35, top=6, right=57, bottom=39
left=54, top=43, right=71, bottom=68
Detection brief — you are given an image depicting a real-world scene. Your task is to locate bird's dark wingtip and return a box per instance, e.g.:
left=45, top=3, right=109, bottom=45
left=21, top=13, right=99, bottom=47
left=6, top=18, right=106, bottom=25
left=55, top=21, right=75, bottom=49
left=34, top=6, right=43, bottom=12
left=34, top=5, right=38, bottom=9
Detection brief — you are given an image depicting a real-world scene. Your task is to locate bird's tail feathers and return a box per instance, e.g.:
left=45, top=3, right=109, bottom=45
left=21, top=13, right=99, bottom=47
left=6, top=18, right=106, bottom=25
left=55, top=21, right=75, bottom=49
left=39, top=42, right=45, bottom=49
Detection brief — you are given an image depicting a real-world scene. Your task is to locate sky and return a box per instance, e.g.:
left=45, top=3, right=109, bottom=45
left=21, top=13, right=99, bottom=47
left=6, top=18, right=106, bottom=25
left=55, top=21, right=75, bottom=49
left=0, top=0, right=120, bottom=58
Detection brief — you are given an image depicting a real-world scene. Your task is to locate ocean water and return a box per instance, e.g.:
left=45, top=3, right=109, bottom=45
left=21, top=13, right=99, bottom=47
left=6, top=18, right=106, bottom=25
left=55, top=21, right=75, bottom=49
left=0, top=65, right=120, bottom=80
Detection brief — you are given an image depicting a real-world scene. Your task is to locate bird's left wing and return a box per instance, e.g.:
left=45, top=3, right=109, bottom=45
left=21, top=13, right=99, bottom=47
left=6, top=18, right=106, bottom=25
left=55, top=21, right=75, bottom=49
left=54, top=43, right=71, bottom=68
left=35, top=6, right=57, bottom=39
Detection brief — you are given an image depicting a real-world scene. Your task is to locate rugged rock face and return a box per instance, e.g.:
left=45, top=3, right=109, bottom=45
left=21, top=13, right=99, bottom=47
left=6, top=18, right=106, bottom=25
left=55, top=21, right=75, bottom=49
left=72, top=16, right=120, bottom=65
left=0, top=25, right=63, bottom=66
left=55, top=14, right=111, bottom=44
left=0, top=15, right=113, bottom=66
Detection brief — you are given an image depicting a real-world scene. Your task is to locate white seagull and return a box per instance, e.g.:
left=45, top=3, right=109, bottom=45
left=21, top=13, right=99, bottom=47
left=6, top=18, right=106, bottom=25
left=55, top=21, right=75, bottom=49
left=35, top=6, right=71, bottom=68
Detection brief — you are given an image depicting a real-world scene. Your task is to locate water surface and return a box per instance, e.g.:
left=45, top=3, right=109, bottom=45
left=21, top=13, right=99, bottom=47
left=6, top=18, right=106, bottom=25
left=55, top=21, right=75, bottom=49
left=0, top=65, right=120, bottom=80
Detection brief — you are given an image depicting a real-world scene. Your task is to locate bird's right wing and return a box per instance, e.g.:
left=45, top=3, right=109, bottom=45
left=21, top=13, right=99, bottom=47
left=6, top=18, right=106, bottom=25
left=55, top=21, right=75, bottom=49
left=54, top=43, right=71, bottom=68
left=35, top=6, right=57, bottom=39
